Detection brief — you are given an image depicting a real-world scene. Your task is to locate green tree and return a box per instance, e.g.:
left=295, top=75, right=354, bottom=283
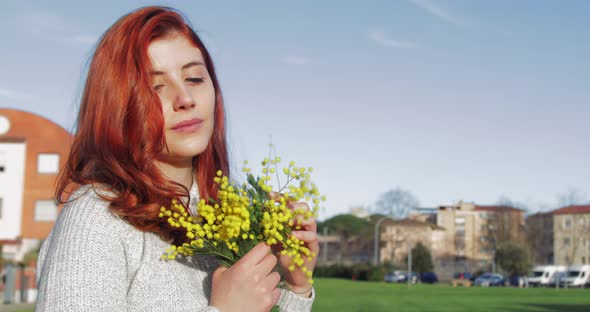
left=495, top=242, right=531, bottom=276
left=411, top=242, right=433, bottom=274
left=318, top=214, right=371, bottom=237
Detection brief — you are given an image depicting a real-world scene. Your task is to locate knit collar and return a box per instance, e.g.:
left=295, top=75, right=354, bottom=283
left=188, top=176, right=199, bottom=214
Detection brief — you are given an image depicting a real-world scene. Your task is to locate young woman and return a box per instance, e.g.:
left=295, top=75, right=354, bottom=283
left=35, top=6, right=318, bottom=312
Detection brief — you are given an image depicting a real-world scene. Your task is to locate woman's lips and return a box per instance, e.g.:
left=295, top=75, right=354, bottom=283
left=172, top=118, right=203, bottom=133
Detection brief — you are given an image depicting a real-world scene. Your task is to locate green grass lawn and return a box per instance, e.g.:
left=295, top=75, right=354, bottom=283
left=7, top=279, right=589, bottom=312
left=312, top=278, right=590, bottom=312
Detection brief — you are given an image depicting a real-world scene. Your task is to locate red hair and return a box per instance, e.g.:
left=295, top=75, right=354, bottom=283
left=56, top=6, right=229, bottom=244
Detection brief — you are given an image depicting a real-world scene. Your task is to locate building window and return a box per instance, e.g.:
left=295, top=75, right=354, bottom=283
left=34, top=200, right=58, bottom=221
left=0, top=151, right=7, bottom=175
left=583, top=257, right=586, bottom=264
left=479, top=247, right=491, bottom=254
left=564, top=237, right=570, bottom=246
left=37, top=153, right=60, bottom=174
left=0, top=151, right=5, bottom=173
left=564, top=218, right=571, bottom=228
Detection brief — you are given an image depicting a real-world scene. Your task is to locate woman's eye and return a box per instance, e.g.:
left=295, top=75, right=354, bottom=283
left=187, top=77, right=204, bottom=84
left=153, top=84, right=165, bottom=92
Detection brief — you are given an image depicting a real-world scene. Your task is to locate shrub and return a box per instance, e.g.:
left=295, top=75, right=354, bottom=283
left=367, top=266, right=388, bottom=281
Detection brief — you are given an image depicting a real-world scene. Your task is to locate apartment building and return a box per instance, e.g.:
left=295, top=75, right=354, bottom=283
left=436, top=202, right=525, bottom=265
left=380, top=218, right=446, bottom=265
left=0, top=108, right=72, bottom=262
left=552, top=205, right=590, bottom=265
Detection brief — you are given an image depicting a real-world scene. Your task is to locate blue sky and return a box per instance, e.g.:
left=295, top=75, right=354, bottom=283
left=1, top=0, right=589, bottom=219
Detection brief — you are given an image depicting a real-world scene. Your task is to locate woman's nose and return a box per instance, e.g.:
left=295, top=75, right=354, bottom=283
left=173, top=85, right=196, bottom=111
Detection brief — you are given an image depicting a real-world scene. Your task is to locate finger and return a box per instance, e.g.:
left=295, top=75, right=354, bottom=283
left=292, top=230, right=318, bottom=243
left=292, top=215, right=317, bottom=233
left=256, top=253, right=278, bottom=275
left=288, top=201, right=310, bottom=212
left=238, top=242, right=271, bottom=267
left=262, top=271, right=281, bottom=291
left=268, top=191, right=285, bottom=202
left=292, top=216, right=316, bottom=227
left=212, top=266, right=228, bottom=281
left=272, top=288, right=282, bottom=306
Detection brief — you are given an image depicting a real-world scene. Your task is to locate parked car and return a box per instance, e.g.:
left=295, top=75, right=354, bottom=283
left=474, top=273, right=505, bottom=287
left=384, top=271, right=406, bottom=283
left=419, top=272, right=438, bottom=284
left=384, top=271, right=417, bottom=283
left=560, top=265, right=590, bottom=288
left=547, top=271, right=567, bottom=287
left=528, top=265, right=567, bottom=287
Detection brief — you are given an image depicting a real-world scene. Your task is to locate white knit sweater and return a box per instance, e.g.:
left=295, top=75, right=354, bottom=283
left=35, top=184, right=315, bottom=311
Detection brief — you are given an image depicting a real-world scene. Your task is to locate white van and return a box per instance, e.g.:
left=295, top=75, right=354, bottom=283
left=528, top=265, right=567, bottom=287
left=560, top=265, right=590, bottom=287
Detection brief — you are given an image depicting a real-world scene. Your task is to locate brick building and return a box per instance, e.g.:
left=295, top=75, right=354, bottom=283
left=0, top=108, right=71, bottom=262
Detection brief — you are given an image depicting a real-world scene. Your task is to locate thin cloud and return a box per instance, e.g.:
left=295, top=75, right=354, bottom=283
left=21, top=8, right=96, bottom=45
left=282, top=56, right=312, bottom=65
left=368, top=30, right=417, bottom=49
left=69, top=35, right=98, bottom=45
left=408, top=0, right=463, bottom=26
left=23, top=10, right=68, bottom=35
left=0, top=88, right=34, bottom=101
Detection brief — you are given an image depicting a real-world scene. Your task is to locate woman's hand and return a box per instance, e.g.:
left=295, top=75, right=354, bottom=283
left=210, top=242, right=281, bottom=312
left=270, top=192, right=319, bottom=298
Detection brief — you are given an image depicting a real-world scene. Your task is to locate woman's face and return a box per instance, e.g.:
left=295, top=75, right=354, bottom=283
left=148, top=34, right=216, bottom=166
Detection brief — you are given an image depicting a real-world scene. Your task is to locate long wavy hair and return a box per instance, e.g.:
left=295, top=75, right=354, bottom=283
left=56, top=6, right=229, bottom=244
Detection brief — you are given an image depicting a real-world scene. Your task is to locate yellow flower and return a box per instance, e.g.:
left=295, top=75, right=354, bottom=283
left=158, top=156, right=323, bottom=285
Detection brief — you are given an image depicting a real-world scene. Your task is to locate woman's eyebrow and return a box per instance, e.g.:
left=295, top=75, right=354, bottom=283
left=182, top=61, right=205, bottom=70
left=151, top=61, right=205, bottom=75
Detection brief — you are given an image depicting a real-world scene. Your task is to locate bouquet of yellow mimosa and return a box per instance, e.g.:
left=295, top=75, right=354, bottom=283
left=159, top=156, right=324, bottom=287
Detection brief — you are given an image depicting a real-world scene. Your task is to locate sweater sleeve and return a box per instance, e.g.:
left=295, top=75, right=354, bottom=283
left=277, top=287, right=315, bottom=312
left=35, top=188, right=130, bottom=311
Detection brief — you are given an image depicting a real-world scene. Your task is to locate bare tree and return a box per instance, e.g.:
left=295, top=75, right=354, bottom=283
left=374, top=188, right=419, bottom=219
left=483, top=196, right=527, bottom=258
left=557, top=188, right=587, bottom=207
left=496, top=196, right=528, bottom=211
left=525, top=212, right=553, bottom=264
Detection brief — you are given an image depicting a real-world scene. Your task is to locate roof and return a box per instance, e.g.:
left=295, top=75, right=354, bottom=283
left=552, top=205, right=590, bottom=215
left=474, top=205, right=524, bottom=213
left=0, top=239, right=21, bottom=245
left=388, top=219, right=446, bottom=231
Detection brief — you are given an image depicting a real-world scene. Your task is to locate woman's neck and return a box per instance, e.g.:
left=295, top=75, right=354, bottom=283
left=155, top=159, right=193, bottom=190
